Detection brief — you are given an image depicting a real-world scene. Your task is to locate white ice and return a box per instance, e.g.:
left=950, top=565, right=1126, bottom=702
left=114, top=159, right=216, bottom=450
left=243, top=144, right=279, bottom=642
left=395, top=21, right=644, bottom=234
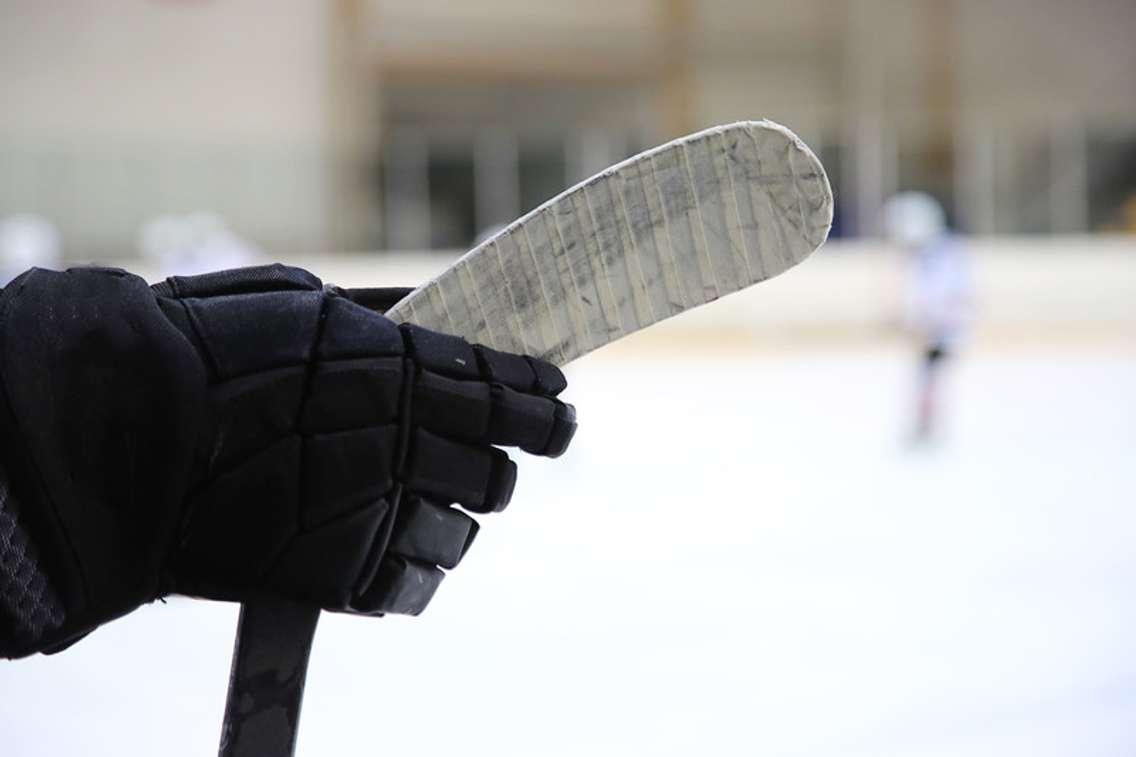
left=2, top=347, right=1134, bottom=756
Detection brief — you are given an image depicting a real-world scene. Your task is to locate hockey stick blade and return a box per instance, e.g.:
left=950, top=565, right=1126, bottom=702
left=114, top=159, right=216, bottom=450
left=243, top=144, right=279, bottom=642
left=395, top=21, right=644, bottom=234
left=222, top=119, right=831, bottom=757
left=386, top=120, right=832, bottom=363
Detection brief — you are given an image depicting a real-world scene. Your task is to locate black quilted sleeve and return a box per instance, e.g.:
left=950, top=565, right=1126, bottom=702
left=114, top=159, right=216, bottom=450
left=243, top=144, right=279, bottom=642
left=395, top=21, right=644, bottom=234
left=0, top=466, right=64, bottom=653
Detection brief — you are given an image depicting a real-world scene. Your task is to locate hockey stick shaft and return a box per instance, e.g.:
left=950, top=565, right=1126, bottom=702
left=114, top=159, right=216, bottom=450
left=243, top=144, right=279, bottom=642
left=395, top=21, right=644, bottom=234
left=219, top=601, right=320, bottom=757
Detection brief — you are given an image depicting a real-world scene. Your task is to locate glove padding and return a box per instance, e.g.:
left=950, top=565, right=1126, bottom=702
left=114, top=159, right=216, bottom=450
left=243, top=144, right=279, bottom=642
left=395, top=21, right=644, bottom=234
left=0, top=264, right=575, bottom=657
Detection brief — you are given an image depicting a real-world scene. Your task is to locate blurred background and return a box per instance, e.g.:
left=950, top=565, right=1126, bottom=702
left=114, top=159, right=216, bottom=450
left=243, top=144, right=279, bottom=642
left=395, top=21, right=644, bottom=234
left=1, top=1, right=1134, bottom=756
left=3, top=0, right=1136, bottom=255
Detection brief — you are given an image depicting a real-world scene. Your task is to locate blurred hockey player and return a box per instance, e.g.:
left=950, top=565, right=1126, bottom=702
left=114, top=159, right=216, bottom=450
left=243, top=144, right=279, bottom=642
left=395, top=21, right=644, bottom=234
left=883, top=192, right=973, bottom=442
left=0, top=215, right=62, bottom=286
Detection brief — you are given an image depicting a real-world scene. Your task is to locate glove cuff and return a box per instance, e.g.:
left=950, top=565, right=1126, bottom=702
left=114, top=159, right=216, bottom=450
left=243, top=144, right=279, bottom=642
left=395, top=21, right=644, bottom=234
left=0, top=267, right=208, bottom=654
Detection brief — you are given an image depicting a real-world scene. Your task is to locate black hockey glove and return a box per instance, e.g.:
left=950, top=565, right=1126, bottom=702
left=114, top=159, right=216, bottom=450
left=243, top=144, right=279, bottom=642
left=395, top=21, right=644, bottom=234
left=0, top=264, right=576, bottom=658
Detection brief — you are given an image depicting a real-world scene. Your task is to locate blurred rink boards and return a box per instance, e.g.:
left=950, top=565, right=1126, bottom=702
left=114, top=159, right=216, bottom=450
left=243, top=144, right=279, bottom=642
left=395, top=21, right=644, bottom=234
left=3, top=235, right=1134, bottom=757
left=115, top=234, right=1136, bottom=352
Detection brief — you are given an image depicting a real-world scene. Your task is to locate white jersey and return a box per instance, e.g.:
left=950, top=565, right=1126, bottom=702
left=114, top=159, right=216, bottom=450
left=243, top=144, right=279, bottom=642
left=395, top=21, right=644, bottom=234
left=904, top=235, right=973, bottom=348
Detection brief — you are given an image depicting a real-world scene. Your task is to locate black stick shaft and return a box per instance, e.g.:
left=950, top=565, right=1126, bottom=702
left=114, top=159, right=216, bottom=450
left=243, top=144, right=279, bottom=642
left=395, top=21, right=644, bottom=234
left=219, top=601, right=321, bottom=757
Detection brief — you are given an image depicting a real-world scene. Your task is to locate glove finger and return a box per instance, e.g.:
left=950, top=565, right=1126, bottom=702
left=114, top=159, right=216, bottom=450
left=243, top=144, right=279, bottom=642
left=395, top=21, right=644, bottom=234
left=412, top=370, right=491, bottom=441
left=412, top=371, right=576, bottom=457
left=488, top=386, right=577, bottom=457
left=403, top=429, right=517, bottom=513
left=401, top=325, right=567, bottom=396
left=474, top=345, right=567, bottom=396
left=387, top=496, right=480, bottom=569
left=352, top=554, right=444, bottom=615
left=525, top=355, right=568, bottom=396
left=400, top=323, right=481, bottom=380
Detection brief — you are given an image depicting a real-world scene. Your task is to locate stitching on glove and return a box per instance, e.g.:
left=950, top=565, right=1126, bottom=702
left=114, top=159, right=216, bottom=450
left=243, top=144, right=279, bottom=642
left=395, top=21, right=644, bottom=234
left=258, top=290, right=335, bottom=586
left=345, top=328, right=418, bottom=606
left=179, top=298, right=222, bottom=380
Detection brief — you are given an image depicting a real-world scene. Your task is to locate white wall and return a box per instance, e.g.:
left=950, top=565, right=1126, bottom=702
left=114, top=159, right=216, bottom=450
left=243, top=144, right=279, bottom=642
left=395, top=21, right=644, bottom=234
left=0, top=0, right=332, bottom=256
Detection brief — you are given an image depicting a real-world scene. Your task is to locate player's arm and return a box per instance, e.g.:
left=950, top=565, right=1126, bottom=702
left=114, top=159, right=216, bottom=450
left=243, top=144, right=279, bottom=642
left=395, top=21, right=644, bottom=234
left=0, top=264, right=576, bottom=659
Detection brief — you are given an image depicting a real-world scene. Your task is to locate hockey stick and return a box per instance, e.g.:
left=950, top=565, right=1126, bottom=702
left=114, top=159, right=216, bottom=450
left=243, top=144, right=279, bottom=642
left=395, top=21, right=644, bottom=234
left=219, top=600, right=320, bottom=757
left=219, top=120, right=832, bottom=756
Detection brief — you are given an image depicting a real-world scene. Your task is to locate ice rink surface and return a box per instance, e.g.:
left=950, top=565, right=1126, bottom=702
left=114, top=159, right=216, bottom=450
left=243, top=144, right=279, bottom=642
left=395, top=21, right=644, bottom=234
left=3, top=345, right=1134, bottom=756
